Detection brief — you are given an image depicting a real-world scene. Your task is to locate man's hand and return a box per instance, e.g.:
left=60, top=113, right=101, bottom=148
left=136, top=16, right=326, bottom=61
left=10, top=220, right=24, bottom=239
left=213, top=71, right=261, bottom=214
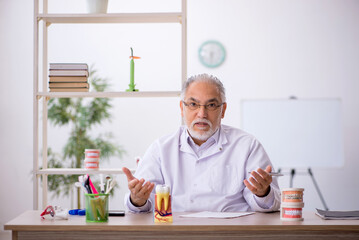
left=122, top=167, right=155, bottom=207
left=243, top=165, right=272, bottom=197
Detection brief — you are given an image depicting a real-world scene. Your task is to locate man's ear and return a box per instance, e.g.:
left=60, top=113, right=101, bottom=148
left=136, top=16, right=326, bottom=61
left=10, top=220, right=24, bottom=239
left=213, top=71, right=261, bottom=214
left=221, top=102, right=227, bottom=119
left=180, top=100, right=184, bottom=117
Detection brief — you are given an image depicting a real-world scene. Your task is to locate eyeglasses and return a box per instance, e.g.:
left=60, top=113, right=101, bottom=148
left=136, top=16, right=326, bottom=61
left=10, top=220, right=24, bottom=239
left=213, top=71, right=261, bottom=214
left=182, top=101, right=224, bottom=111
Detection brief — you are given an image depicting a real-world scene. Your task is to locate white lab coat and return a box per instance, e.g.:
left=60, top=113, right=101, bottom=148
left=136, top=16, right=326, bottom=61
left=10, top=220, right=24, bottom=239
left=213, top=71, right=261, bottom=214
left=125, top=125, right=281, bottom=213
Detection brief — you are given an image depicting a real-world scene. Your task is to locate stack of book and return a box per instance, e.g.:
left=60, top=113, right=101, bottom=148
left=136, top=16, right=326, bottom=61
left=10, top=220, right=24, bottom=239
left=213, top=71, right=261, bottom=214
left=49, top=63, right=89, bottom=92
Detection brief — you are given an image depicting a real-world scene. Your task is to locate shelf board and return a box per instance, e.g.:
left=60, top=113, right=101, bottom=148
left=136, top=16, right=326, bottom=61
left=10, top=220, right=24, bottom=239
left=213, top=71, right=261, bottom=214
left=37, top=91, right=181, bottom=98
left=38, top=13, right=183, bottom=24
left=36, top=168, right=135, bottom=175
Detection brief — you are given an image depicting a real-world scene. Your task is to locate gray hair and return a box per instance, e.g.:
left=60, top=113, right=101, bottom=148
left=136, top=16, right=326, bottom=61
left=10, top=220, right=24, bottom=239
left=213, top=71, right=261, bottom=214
left=180, top=73, right=226, bottom=102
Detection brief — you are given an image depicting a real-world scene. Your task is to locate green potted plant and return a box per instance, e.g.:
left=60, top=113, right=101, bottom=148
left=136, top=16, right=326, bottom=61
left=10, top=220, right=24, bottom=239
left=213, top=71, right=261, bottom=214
left=46, top=68, right=124, bottom=208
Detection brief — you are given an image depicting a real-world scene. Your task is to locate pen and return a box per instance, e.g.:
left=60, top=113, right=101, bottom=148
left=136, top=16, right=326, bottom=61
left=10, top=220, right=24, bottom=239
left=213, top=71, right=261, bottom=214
left=248, top=172, right=284, bottom=177
left=87, top=174, right=99, bottom=194
left=84, top=175, right=92, bottom=194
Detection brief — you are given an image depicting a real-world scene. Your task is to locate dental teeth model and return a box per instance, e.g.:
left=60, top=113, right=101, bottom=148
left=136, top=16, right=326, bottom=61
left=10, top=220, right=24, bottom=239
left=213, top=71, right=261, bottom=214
left=156, top=185, right=170, bottom=211
left=154, top=184, right=173, bottom=223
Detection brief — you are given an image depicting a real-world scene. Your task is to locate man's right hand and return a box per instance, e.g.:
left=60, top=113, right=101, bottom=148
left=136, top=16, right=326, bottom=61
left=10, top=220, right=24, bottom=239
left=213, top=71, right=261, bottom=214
left=122, top=167, right=155, bottom=207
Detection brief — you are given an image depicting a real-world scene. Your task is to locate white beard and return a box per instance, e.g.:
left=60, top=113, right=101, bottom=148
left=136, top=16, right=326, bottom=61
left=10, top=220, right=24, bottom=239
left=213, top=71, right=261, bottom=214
left=187, top=118, right=216, bottom=141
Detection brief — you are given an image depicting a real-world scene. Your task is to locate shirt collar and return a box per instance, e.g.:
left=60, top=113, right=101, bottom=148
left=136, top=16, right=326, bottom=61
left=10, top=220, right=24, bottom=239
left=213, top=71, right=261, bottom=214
left=180, top=125, right=227, bottom=154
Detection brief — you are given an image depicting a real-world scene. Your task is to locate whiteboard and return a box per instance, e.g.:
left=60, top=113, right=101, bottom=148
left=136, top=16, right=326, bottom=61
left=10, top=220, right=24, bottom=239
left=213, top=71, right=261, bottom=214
left=241, top=99, right=344, bottom=168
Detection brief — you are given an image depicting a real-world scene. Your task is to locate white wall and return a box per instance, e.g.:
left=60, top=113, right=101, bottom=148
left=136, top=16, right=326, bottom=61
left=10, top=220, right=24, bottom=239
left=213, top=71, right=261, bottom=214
left=187, top=0, right=359, bottom=212
left=0, top=0, right=34, bottom=235
left=1, top=0, right=359, bottom=233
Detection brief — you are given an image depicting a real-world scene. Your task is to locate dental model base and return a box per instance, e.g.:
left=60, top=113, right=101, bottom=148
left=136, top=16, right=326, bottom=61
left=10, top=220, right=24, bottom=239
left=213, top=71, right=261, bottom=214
left=154, top=185, right=173, bottom=223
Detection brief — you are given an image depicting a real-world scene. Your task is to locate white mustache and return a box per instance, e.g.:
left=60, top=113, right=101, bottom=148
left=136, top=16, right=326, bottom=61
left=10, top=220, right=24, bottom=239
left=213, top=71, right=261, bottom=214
left=191, top=118, right=212, bottom=128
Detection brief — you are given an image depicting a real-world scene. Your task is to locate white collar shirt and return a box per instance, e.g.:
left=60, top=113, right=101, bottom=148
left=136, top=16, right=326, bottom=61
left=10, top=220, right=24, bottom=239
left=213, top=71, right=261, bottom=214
left=185, top=127, right=219, bottom=158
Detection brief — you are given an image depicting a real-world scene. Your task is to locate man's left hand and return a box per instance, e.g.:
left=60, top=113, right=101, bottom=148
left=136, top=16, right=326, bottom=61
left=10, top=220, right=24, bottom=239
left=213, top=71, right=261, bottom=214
left=244, top=165, right=272, bottom=197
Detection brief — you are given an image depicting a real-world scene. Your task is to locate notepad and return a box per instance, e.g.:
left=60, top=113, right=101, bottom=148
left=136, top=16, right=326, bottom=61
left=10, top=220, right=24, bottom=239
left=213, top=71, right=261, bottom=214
left=179, top=211, right=254, bottom=219
left=316, top=208, right=359, bottom=220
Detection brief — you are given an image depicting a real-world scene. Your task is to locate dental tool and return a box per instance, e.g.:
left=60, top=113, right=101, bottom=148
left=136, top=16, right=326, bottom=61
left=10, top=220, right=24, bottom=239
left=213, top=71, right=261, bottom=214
left=248, top=171, right=284, bottom=177
left=74, top=182, right=88, bottom=194
left=105, top=179, right=116, bottom=194
left=99, top=174, right=105, bottom=193
left=105, top=175, right=111, bottom=192
left=40, top=205, right=69, bottom=220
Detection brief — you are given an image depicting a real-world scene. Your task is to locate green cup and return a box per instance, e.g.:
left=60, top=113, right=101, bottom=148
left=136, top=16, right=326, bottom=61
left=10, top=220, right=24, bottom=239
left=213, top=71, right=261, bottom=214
left=85, top=193, right=109, bottom=223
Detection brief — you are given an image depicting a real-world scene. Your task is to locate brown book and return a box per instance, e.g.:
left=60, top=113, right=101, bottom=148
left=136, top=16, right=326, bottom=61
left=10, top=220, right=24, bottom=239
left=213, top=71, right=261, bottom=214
left=49, top=76, right=88, bottom=82
left=49, top=88, right=89, bottom=92
left=49, top=70, right=89, bottom=77
left=49, top=82, right=89, bottom=88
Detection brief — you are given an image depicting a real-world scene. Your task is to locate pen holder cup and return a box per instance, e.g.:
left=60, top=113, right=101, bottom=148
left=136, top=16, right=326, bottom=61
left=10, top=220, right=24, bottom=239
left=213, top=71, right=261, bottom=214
left=85, top=193, right=109, bottom=223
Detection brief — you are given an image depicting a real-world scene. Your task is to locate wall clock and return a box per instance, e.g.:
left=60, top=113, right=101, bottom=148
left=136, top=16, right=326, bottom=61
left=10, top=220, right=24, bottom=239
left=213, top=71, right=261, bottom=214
left=198, top=40, right=226, bottom=68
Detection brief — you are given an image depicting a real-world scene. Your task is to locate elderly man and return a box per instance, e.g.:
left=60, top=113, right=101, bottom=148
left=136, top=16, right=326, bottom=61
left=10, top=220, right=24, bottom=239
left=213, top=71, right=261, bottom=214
left=123, top=74, right=280, bottom=212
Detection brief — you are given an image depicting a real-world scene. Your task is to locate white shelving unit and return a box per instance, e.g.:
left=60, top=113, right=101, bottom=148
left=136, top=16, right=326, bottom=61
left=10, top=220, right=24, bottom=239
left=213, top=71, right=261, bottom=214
left=33, top=0, right=187, bottom=210
left=37, top=91, right=181, bottom=98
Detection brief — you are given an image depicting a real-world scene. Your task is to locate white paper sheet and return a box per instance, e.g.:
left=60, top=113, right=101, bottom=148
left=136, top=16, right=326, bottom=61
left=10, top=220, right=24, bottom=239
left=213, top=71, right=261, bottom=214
left=179, top=211, right=255, bottom=219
